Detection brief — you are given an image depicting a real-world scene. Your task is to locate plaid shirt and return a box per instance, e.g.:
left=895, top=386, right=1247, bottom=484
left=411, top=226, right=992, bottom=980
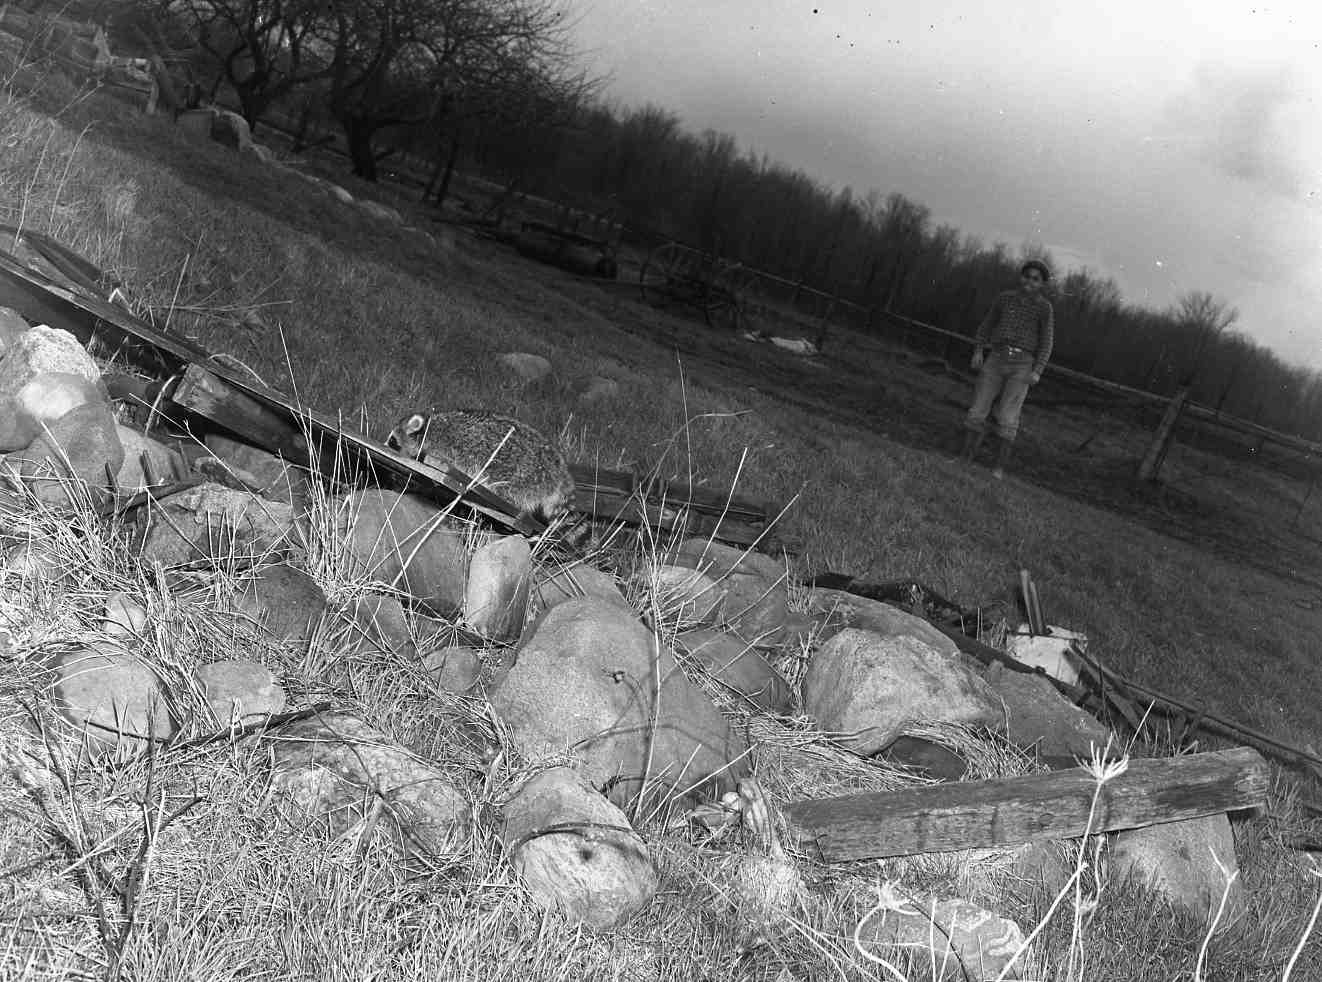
left=975, top=289, right=1055, bottom=375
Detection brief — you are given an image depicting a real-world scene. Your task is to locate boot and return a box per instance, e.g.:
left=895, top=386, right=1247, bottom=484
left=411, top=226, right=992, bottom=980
left=991, top=437, right=1014, bottom=479
left=960, top=430, right=985, bottom=464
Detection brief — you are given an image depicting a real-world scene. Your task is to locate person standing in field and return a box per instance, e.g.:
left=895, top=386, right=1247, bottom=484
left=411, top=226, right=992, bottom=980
left=960, top=259, right=1055, bottom=478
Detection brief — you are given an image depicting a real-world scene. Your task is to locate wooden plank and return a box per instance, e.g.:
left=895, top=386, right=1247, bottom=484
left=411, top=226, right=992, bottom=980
left=785, top=747, right=1268, bottom=861
left=0, top=248, right=190, bottom=374
left=172, top=364, right=309, bottom=461
left=171, top=366, right=545, bottom=537
left=0, top=253, right=541, bottom=536
left=568, top=463, right=769, bottom=524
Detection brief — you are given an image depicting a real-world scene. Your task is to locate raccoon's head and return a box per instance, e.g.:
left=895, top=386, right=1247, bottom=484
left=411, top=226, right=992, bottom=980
left=387, top=412, right=430, bottom=461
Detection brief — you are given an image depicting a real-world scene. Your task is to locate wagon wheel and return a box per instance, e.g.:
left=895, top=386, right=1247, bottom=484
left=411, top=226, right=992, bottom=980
left=703, top=262, right=747, bottom=331
left=639, top=241, right=689, bottom=308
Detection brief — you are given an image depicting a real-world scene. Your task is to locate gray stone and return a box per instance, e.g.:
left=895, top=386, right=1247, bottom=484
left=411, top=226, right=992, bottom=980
left=210, top=109, right=252, bottom=151
left=853, top=893, right=1031, bottom=981
left=497, top=352, right=552, bottom=382
left=672, top=539, right=789, bottom=643
left=502, top=767, right=657, bottom=930
left=464, top=534, right=531, bottom=641
left=347, top=592, right=414, bottom=658
left=49, top=645, right=176, bottom=757
left=676, top=627, right=792, bottom=712
left=534, top=562, right=630, bottom=612
left=115, top=426, right=186, bottom=491
left=807, top=587, right=961, bottom=657
left=0, top=326, right=100, bottom=401
left=202, top=432, right=306, bottom=504
left=1110, top=814, right=1245, bottom=923
left=14, top=401, right=124, bottom=508
left=803, top=628, right=1002, bottom=754
left=132, top=483, right=298, bottom=566
left=195, top=659, right=285, bottom=723
left=490, top=597, right=748, bottom=807
left=578, top=376, right=620, bottom=404
left=269, top=712, right=471, bottom=859
left=421, top=646, right=483, bottom=693
left=358, top=200, right=402, bottom=224
left=101, top=592, right=148, bottom=638
left=652, top=564, right=726, bottom=626
left=235, top=564, right=328, bottom=644
left=336, top=490, right=468, bottom=618
left=0, top=372, right=105, bottom=453
left=983, top=664, right=1113, bottom=762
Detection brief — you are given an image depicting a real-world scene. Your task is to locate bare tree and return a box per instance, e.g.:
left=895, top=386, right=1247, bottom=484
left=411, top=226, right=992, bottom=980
left=318, top=0, right=574, bottom=181
left=1174, top=290, right=1239, bottom=384
left=168, top=0, right=327, bottom=129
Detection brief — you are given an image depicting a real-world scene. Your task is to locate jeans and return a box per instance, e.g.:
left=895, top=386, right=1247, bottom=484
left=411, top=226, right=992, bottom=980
left=965, top=349, right=1035, bottom=441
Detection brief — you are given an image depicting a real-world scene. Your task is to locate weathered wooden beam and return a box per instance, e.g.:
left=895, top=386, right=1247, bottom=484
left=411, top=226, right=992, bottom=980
left=172, top=364, right=309, bottom=462
left=785, top=747, right=1269, bottom=861
left=173, top=365, right=545, bottom=536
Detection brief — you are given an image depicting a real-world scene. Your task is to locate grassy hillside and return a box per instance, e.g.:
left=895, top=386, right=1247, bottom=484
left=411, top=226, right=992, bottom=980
left=1, top=72, right=1321, bottom=980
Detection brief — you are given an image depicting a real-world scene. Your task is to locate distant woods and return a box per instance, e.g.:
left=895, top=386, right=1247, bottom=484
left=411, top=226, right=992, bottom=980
left=119, top=0, right=1321, bottom=439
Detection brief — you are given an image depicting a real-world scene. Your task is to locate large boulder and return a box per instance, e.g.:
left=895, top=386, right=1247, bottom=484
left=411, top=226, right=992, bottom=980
left=115, top=425, right=186, bottom=491
left=490, top=597, right=748, bottom=806
left=806, top=586, right=960, bottom=656
left=533, top=562, right=630, bottom=612
left=12, top=401, right=124, bottom=508
left=210, top=109, right=253, bottom=151
left=0, top=372, right=105, bottom=453
left=0, top=326, right=100, bottom=401
left=983, top=664, right=1113, bottom=762
left=269, top=712, right=471, bottom=859
left=132, top=483, right=298, bottom=565
left=336, top=490, right=468, bottom=618
left=651, top=564, right=725, bottom=627
left=1109, top=814, right=1245, bottom=924
left=853, top=892, right=1031, bottom=981
left=675, top=627, right=792, bottom=712
left=346, top=592, right=414, bottom=658
left=497, top=352, right=552, bottom=382
left=671, top=539, right=789, bottom=643
left=463, top=534, right=531, bottom=642
left=803, top=628, right=1002, bottom=754
left=203, top=432, right=307, bottom=504
left=48, top=645, right=176, bottom=757
left=421, top=646, right=483, bottom=693
left=195, top=659, right=286, bottom=724
left=501, top=767, right=657, bottom=930
left=233, top=563, right=328, bottom=644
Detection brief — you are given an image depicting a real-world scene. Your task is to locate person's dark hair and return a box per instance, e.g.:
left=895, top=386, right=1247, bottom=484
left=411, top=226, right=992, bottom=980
left=1020, top=260, right=1051, bottom=282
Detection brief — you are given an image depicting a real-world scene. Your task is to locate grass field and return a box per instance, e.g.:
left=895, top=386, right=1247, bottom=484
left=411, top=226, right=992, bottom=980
left=1, top=68, right=1321, bottom=980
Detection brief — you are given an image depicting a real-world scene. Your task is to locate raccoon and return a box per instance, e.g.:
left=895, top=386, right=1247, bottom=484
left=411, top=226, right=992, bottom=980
left=386, top=410, right=576, bottom=523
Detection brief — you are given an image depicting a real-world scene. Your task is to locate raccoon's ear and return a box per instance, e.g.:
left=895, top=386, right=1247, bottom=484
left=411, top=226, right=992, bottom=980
left=402, top=413, right=428, bottom=436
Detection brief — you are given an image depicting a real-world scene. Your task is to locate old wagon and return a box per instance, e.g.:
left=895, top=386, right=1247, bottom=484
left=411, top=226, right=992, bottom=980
left=638, top=241, right=754, bottom=330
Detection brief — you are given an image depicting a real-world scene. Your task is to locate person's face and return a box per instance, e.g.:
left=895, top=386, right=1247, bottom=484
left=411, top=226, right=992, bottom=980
left=1020, top=268, right=1045, bottom=294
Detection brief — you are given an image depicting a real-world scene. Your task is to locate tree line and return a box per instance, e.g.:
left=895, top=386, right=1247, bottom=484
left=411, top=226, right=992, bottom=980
left=108, top=0, right=1322, bottom=440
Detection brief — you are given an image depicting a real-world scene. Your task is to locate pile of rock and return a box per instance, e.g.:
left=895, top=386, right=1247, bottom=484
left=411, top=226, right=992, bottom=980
left=0, top=309, right=1243, bottom=964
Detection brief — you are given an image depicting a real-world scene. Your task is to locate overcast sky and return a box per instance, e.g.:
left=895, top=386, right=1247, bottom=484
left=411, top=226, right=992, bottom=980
left=566, top=1, right=1322, bottom=371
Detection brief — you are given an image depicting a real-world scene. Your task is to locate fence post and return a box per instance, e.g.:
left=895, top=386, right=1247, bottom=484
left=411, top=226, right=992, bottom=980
left=1137, top=386, right=1190, bottom=481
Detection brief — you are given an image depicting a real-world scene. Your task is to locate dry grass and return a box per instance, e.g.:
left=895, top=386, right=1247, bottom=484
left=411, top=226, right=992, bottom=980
left=0, top=69, right=1320, bottom=980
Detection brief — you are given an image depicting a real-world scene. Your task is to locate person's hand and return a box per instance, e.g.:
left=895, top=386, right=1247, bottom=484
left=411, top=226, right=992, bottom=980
left=970, top=349, right=984, bottom=371
left=1029, top=371, right=1042, bottom=386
